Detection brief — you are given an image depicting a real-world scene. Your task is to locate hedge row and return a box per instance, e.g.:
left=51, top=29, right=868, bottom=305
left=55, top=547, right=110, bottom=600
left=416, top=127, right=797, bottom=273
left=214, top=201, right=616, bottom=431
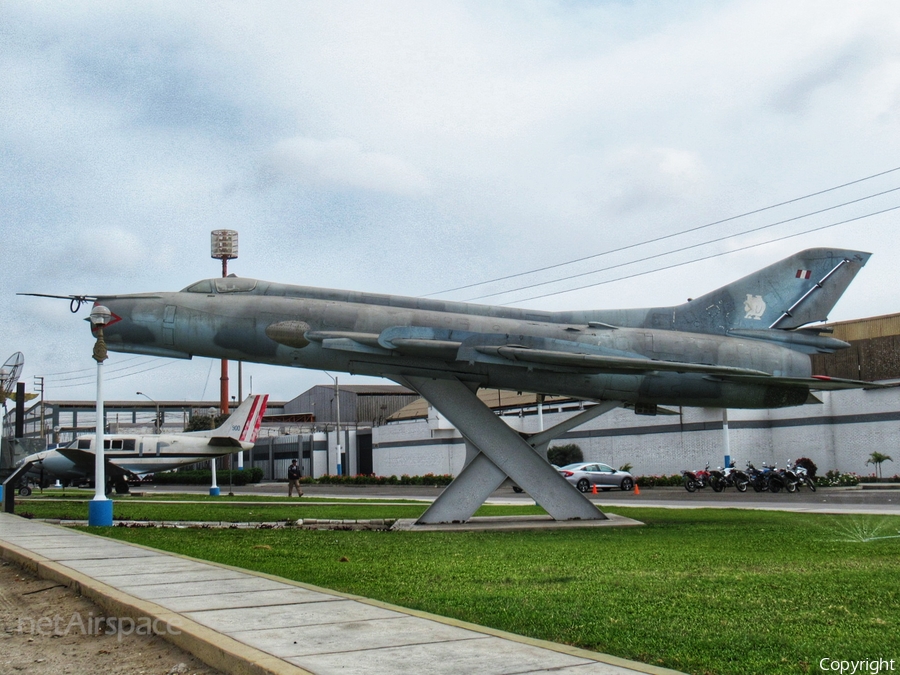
left=857, top=474, right=900, bottom=483
left=310, top=473, right=454, bottom=487
left=150, top=467, right=265, bottom=485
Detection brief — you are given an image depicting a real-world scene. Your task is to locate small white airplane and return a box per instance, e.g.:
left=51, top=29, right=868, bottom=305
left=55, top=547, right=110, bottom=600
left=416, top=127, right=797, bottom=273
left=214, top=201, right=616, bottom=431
left=16, top=394, right=268, bottom=494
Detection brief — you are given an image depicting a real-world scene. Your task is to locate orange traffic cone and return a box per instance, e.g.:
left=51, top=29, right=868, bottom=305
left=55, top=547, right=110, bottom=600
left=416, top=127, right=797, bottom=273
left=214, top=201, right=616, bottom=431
left=634, top=483, right=641, bottom=495
left=591, top=484, right=597, bottom=494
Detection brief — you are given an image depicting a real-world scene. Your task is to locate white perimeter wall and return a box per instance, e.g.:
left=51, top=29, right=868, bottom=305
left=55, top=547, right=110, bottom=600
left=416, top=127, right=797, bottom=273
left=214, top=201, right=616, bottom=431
left=372, top=386, right=900, bottom=477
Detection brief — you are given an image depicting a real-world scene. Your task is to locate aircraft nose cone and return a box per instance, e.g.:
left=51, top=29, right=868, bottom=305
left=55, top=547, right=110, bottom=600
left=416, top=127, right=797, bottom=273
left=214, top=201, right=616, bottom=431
left=265, top=321, right=311, bottom=348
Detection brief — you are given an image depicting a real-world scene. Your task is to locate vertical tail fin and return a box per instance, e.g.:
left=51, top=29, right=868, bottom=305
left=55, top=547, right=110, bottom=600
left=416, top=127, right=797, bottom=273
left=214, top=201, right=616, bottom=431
left=196, top=394, right=269, bottom=445
left=237, top=394, right=268, bottom=444
left=673, top=248, right=871, bottom=334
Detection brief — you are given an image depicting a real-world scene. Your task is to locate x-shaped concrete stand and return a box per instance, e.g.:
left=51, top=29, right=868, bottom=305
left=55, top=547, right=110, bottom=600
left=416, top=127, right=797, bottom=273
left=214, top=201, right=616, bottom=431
left=396, top=375, right=621, bottom=524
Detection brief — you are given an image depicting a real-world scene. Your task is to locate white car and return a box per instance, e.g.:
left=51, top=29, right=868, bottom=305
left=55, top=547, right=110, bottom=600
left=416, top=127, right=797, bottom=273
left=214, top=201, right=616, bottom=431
left=558, top=462, right=635, bottom=492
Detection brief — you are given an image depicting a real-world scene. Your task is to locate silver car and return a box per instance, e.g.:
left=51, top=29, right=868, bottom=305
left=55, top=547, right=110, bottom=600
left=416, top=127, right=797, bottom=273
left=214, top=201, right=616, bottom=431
left=558, top=462, right=635, bottom=492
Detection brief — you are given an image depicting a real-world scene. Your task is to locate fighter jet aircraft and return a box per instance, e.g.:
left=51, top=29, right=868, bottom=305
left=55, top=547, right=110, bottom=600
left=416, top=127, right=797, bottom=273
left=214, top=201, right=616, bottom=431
left=15, top=394, right=268, bottom=495
left=23, top=248, right=875, bottom=522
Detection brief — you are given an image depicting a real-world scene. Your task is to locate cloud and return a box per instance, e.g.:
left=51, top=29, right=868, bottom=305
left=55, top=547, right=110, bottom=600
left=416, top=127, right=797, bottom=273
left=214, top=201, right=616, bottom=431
left=3, top=0, right=900, bottom=402
left=262, top=136, right=430, bottom=196
left=600, top=145, right=711, bottom=215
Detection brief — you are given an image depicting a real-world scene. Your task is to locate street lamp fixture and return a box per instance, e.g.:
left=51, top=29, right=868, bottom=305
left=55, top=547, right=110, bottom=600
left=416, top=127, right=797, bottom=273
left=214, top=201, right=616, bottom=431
left=136, top=391, right=160, bottom=434
left=88, top=305, right=113, bottom=526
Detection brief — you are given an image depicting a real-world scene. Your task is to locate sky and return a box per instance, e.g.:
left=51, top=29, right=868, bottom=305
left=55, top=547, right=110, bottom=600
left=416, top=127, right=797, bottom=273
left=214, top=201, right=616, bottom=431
left=2, top=0, right=900, bottom=406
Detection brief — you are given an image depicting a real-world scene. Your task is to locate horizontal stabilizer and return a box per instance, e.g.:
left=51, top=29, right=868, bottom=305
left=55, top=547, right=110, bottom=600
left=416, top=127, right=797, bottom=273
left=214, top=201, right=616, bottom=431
left=711, top=373, right=891, bottom=391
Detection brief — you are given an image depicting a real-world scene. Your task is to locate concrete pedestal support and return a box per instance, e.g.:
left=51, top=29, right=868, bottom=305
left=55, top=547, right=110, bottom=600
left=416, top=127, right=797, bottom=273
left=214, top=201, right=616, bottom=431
left=397, top=376, right=621, bottom=524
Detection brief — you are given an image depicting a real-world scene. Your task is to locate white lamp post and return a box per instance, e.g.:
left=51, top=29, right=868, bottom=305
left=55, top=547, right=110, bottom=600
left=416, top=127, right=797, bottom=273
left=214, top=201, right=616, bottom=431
left=208, top=407, right=220, bottom=496
left=88, top=305, right=113, bottom=526
left=324, top=372, right=342, bottom=475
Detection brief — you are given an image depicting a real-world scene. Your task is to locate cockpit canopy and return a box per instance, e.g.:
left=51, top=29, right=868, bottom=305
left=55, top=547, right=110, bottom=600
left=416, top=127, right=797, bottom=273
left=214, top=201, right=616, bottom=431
left=182, top=277, right=259, bottom=294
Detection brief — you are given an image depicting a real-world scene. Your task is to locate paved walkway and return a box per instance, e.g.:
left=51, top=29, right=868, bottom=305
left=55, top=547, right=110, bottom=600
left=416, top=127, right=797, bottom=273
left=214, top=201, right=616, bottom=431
left=0, top=513, right=681, bottom=675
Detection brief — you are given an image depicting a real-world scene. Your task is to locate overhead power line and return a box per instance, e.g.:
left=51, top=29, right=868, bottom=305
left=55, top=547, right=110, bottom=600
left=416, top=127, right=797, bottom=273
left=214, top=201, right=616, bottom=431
left=39, top=354, right=146, bottom=377
left=49, top=360, right=179, bottom=389
left=427, top=164, right=900, bottom=298
left=468, top=185, right=900, bottom=302
left=46, top=357, right=168, bottom=384
left=504, top=203, right=900, bottom=305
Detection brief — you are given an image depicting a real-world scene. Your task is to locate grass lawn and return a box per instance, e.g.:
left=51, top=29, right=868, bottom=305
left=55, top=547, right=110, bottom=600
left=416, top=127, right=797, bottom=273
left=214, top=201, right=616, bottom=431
left=80, top=506, right=900, bottom=675
left=15, top=495, right=540, bottom=521
left=19, top=489, right=427, bottom=503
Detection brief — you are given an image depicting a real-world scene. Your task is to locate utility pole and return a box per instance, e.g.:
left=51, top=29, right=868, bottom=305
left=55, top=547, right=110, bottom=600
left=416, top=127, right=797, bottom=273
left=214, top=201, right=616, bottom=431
left=34, top=376, right=45, bottom=446
left=211, top=230, right=238, bottom=479
left=210, top=230, right=238, bottom=417
left=136, top=392, right=160, bottom=434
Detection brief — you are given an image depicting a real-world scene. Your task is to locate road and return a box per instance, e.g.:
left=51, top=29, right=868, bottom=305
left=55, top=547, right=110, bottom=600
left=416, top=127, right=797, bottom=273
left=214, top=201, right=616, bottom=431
left=128, top=482, right=900, bottom=516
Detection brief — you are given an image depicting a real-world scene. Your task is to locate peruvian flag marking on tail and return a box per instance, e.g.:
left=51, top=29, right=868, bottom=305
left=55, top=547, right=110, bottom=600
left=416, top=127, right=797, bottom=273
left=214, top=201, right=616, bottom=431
left=796, top=269, right=812, bottom=279
left=239, top=394, right=269, bottom=444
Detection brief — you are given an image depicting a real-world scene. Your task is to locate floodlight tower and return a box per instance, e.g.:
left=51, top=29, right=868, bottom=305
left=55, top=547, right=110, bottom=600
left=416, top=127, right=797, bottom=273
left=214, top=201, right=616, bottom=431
left=211, top=230, right=238, bottom=417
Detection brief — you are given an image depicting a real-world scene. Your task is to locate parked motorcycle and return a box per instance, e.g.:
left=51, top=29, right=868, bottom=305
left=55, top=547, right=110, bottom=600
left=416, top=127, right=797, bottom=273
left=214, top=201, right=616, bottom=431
left=746, top=462, right=771, bottom=492
left=682, top=462, right=712, bottom=492
left=784, top=459, right=817, bottom=492
left=762, top=462, right=785, bottom=493
left=710, top=460, right=749, bottom=492
left=774, top=463, right=798, bottom=493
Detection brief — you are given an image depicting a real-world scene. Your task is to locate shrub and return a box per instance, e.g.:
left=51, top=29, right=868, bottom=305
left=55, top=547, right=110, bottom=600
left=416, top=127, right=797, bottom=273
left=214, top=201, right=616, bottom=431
left=816, top=470, right=860, bottom=487
left=548, top=444, right=583, bottom=466
left=794, top=457, right=818, bottom=478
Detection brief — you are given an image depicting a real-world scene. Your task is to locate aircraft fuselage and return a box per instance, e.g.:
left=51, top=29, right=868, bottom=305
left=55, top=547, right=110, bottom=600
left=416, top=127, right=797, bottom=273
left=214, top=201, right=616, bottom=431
left=98, top=283, right=812, bottom=409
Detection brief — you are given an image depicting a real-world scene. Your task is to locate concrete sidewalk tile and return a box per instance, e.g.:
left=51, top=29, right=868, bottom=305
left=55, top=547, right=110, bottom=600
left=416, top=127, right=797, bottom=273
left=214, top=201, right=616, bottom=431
left=89, top=568, right=249, bottom=586
left=290, top=635, right=593, bottom=675
left=0, top=532, right=88, bottom=541
left=519, top=663, right=655, bottom=674
left=185, top=599, right=405, bottom=633
left=229, top=615, right=490, bottom=659
left=60, top=557, right=207, bottom=576
left=18, top=544, right=159, bottom=560
left=160, top=587, right=342, bottom=613
left=116, top=575, right=293, bottom=599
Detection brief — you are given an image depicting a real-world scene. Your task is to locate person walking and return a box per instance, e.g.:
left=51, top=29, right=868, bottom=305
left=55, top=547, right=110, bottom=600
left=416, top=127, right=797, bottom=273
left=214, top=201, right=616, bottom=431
left=288, top=459, right=303, bottom=497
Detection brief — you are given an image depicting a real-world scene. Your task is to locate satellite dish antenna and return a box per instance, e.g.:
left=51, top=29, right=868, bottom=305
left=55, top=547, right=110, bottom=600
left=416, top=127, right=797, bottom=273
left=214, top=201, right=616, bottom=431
left=0, top=352, right=25, bottom=406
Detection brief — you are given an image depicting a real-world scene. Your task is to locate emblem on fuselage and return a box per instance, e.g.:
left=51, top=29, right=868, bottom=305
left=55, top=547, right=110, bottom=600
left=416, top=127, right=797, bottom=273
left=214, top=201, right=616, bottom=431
left=743, top=294, right=766, bottom=320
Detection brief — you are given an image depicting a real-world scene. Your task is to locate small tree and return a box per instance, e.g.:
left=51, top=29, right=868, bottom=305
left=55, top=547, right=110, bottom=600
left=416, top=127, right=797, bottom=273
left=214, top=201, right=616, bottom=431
left=794, top=457, right=818, bottom=478
left=184, top=413, right=227, bottom=432
left=548, top=443, right=583, bottom=467
left=866, top=451, right=894, bottom=479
